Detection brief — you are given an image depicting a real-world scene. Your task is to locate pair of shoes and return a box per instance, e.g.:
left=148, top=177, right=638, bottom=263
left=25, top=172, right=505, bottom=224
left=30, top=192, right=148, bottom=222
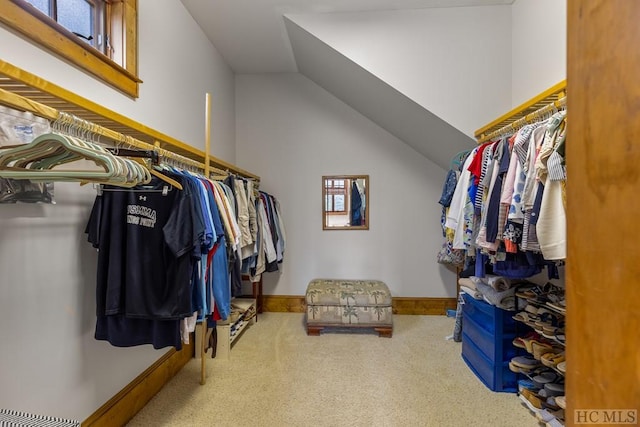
left=244, top=305, right=257, bottom=322
left=510, top=355, right=541, bottom=372
left=513, top=331, right=542, bottom=349
left=553, top=332, right=566, bottom=345
left=516, top=283, right=552, bottom=301
left=532, top=341, right=557, bottom=360
left=524, top=304, right=543, bottom=315
left=541, top=396, right=561, bottom=411
left=542, top=326, right=565, bottom=340
left=538, top=382, right=565, bottom=398
left=229, top=306, right=243, bottom=322
left=547, top=298, right=566, bottom=314
left=518, top=379, right=539, bottom=394
left=541, top=352, right=565, bottom=369
left=555, top=395, right=566, bottom=409
left=534, top=311, right=565, bottom=329
left=531, top=370, right=561, bottom=389
left=536, top=408, right=565, bottom=423
left=512, top=311, right=539, bottom=327
left=520, top=388, right=543, bottom=409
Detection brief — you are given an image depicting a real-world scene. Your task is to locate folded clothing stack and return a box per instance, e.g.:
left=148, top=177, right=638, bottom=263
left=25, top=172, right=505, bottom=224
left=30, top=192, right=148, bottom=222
left=458, top=275, right=526, bottom=311
left=458, top=277, right=482, bottom=299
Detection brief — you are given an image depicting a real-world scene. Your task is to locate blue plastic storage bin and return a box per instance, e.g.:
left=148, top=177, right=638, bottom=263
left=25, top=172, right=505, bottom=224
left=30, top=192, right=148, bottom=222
left=461, top=293, right=517, bottom=334
left=463, top=313, right=518, bottom=363
left=461, top=334, right=518, bottom=393
left=460, top=292, right=523, bottom=393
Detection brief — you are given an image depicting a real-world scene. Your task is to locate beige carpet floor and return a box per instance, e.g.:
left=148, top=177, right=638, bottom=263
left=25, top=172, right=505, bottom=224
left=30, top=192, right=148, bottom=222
left=128, top=313, right=538, bottom=427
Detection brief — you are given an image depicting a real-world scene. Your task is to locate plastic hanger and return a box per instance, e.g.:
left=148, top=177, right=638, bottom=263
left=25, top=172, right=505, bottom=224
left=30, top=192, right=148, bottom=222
left=0, top=133, right=137, bottom=185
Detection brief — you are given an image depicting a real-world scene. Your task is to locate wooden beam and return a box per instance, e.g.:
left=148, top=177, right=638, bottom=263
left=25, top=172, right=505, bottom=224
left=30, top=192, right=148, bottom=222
left=567, top=0, right=640, bottom=423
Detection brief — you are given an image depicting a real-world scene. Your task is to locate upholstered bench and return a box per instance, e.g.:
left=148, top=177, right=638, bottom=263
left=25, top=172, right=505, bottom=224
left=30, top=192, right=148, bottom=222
left=305, top=279, right=393, bottom=337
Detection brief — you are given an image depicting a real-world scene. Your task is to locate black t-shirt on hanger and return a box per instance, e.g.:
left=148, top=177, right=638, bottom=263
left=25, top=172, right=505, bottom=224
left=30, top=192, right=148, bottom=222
left=85, top=176, right=196, bottom=349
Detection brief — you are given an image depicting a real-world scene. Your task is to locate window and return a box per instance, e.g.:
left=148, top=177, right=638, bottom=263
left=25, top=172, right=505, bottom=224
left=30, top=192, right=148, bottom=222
left=0, top=0, right=141, bottom=97
left=324, top=179, right=348, bottom=213
left=25, top=0, right=107, bottom=52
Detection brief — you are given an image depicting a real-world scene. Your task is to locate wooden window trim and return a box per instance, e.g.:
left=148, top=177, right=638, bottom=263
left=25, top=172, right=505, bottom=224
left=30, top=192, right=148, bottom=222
left=0, top=0, right=141, bottom=98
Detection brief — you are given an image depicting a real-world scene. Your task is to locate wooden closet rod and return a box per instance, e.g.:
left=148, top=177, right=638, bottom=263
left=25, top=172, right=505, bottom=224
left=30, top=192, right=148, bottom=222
left=479, top=96, right=566, bottom=143
left=0, top=87, right=207, bottom=171
left=0, top=59, right=259, bottom=180
left=475, top=80, right=566, bottom=143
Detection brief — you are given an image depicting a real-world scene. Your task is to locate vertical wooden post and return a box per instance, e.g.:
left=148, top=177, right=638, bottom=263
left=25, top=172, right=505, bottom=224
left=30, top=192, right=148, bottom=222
left=200, top=93, right=212, bottom=385
left=205, top=93, right=211, bottom=177
left=567, top=0, right=640, bottom=423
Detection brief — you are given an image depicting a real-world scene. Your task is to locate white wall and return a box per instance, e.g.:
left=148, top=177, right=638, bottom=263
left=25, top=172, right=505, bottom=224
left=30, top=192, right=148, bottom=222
left=0, top=0, right=234, bottom=421
left=0, top=1, right=235, bottom=160
left=287, top=5, right=512, bottom=137
left=511, top=0, right=567, bottom=107
left=236, top=73, right=454, bottom=298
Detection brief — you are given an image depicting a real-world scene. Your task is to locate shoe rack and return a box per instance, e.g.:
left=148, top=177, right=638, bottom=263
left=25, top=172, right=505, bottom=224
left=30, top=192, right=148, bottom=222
left=215, top=298, right=257, bottom=360
left=511, top=283, right=566, bottom=426
left=195, top=297, right=258, bottom=361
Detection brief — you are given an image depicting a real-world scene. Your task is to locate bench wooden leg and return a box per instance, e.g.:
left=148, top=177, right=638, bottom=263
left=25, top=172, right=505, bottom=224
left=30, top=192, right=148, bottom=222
left=307, top=325, right=323, bottom=336
left=374, top=327, right=393, bottom=338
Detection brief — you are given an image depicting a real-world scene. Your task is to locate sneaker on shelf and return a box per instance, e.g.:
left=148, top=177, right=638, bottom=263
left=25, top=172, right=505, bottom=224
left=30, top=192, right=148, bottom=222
left=555, top=395, right=566, bottom=410
left=556, top=361, right=566, bottom=374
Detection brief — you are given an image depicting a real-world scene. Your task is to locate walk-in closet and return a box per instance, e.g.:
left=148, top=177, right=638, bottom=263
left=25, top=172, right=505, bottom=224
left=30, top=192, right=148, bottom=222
left=0, top=1, right=637, bottom=426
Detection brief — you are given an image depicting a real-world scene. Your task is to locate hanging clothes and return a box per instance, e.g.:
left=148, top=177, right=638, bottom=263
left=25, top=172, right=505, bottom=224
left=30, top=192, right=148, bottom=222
left=86, top=166, right=286, bottom=349
left=86, top=176, right=196, bottom=350
left=350, top=181, right=363, bottom=226
left=441, top=109, right=567, bottom=278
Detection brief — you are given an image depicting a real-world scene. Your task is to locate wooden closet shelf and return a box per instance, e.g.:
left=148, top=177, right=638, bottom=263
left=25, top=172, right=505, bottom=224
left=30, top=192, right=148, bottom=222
left=0, top=59, right=259, bottom=180
left=474, top=80, right=566, bottom=143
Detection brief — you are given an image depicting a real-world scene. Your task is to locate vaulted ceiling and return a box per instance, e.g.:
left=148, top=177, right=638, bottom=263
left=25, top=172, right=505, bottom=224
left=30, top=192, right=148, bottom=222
left=180, top=0, right=515, bottom=169
left=180, top=0, right=514, bottom=73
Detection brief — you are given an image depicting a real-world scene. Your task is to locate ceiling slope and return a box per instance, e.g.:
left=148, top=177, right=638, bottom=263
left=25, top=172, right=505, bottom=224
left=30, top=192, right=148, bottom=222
left=180, top=0, right=514, bottom=73
left=284, top=17, right=474, bottom=170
